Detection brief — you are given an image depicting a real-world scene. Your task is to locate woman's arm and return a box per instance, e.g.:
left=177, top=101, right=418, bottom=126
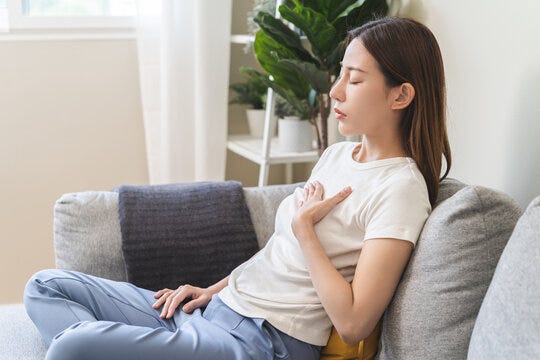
left=292, top=181, right=413, bottom=344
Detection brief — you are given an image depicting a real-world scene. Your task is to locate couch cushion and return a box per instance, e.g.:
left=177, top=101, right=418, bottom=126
left=467, top=195, right=540, bottom=359
left=54, top=191, right=126, bottom=281
left=375, top=184, right=523, bottom=360
left=0, top=304, right=47, bottom=360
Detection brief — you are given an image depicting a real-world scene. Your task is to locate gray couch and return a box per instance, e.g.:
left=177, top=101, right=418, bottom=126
left=1, top=178, right=539, bottom=359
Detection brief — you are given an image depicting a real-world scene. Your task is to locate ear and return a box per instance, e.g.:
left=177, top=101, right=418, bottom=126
left=390, top=83, right=415, bottom=110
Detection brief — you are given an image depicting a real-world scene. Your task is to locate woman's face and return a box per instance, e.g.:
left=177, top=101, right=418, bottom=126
left=329, top=39, right=395, bottom=137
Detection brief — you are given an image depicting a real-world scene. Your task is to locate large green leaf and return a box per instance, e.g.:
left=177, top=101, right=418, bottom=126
left=308, top=88, right=317, bottom=108
left=348, top=0, right=389, bottom=26
left=239, top=68, right=310, bottom=119
left=279, top=2, right=337, bottom=59
left=253, top=11, right=316, bottom=65
left=316, top=0, right=359, bottom=23
left=326, top=39, right=347, bottom=76
left=333, top=0, right=388, bottom=38
left=295, top=0, right=331, bottom=19
left=332, top=0, right=366, bottom=26
left=254, top=29, right=310, bottom=99
left=280, top=58, right=329, bottom=93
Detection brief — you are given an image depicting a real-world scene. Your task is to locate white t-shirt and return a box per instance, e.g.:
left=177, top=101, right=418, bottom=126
left=218, top=141, right=432, bottom=346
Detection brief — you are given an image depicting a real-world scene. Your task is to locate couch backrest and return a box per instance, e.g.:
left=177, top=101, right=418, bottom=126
left=53, top=178, right=466, bottom=284
left=53, top=182, right=304, bottom=282
left=243, top=182, right=302, bottom=248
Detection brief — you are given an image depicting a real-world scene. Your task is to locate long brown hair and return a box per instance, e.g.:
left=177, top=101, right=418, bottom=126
left=346, top=17, right=452, bottom=206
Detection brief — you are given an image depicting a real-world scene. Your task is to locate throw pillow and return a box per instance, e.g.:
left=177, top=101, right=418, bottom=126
left=321, top=319, right=381, bottom=360
left=54, top=191, right=126, bottom=281
left=375, top=185, right=522, bottom=360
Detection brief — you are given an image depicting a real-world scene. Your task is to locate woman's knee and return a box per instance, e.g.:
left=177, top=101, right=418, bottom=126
left=45, top=321, right=95, bottom=360
left=46, top=321, right=135, bottom=360
left=24, top=269, right=74, bottom=303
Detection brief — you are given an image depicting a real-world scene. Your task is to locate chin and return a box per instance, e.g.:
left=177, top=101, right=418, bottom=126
left=338, top=122, right=360, bottom=137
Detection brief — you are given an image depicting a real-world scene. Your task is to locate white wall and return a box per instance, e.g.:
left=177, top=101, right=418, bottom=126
left=402, top=0, right=540, bottom=207
left=0, top=39, right=147, bottom=304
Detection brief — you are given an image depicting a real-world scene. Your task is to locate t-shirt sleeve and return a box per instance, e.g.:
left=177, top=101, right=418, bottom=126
left=362, top=178, right=431, bottom=248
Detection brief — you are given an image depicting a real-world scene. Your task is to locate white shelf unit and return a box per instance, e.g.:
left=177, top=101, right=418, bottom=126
left=227, top=135, right=318, bottom=164
left=227, top=2, right=319, bottom=187
left=227, top=135, right=319, bottom=184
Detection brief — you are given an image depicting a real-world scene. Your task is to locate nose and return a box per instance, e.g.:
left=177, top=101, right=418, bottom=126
left=329, top=75, right=345, bottom=103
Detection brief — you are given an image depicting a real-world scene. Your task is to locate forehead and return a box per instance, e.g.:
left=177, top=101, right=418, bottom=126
left=341, top=38, right=377, bottom=71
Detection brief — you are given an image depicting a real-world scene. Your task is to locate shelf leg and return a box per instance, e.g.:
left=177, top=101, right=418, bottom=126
left=259, top=161, right=270, bottom=187
left=285, top=163, right=293, bottom=184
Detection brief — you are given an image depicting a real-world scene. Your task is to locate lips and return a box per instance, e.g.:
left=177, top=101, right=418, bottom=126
left=334, top=107, right=347, bottom=117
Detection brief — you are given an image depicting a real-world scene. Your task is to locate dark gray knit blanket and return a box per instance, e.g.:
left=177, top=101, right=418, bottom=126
left=117, top=181, right=259, bottom=291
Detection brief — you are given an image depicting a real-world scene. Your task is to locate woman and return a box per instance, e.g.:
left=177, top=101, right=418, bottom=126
left=24, top=17, right=451, bottom=360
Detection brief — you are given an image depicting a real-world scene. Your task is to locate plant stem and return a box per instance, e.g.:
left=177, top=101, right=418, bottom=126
left=310, top=107, right=322, bottom=153
left=318, top=93, right=331, bottom=155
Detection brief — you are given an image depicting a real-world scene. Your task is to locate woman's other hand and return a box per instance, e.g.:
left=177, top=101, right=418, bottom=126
left=292, top=180, right=352, bottom=235
left=152, top=284, right=213, bottom=318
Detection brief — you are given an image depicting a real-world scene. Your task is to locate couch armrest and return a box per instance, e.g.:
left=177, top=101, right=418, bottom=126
left=53, top=182, right=304, bottom=282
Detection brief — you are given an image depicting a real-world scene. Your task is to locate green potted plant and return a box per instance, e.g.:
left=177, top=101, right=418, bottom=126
left=242, top=0, right=389, bottom=155
left=275, top=94, right=314, bottom=152
left=229, top=66, right=274, bottom=138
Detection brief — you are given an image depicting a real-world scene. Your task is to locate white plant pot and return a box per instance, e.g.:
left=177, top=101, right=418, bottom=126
left=246, top=109, right=276, bottom=138
left=278, top=116, right=314, bottom=153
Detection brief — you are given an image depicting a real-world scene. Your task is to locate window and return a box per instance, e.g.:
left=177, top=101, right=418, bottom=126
left=0, top=0, right=8, bottom=32
left=3, top=0, right=136, bottom=31
left=23, top=0, right=135, bottom=17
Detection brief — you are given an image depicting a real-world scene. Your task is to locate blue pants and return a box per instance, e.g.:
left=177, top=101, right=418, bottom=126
left=24, top=269, right=322, bottom=360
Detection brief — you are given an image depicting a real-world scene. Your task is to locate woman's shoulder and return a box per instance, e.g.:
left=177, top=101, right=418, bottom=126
left=380, top=164, right=430, bottom=205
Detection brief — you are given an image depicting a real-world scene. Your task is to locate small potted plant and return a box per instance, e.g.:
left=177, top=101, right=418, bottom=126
left=275, top=94, right=314, bottom=152
left=229, top=66, right=273, bottom=138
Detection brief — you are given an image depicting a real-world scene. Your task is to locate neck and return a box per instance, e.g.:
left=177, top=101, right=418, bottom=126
left=354, top=135, right=407, bottom=163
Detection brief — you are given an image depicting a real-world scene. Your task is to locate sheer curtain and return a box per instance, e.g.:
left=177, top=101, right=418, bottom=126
left=0, top=0, right=8, bottom=32
left=136, top=0, right=232, bottom=184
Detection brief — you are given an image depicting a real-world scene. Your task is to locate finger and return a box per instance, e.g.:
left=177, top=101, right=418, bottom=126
left=152, top=290, right=172, bottom=308
left=314, top=180, right=324, bottom=199
left=166, top=290, right=190, bottom=318
left=182, top=296, right=208, bottom=314
left=304, top=185, right=311, bottom=199
left=160, top=291, right=176, bottom=318
left=153, top=288, right=170, bottom=298
left=329, top=186, right=353, bottom=205
left=299, top=200, right=304, bottom=207
left=306, top=183, right=315, bottom=199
